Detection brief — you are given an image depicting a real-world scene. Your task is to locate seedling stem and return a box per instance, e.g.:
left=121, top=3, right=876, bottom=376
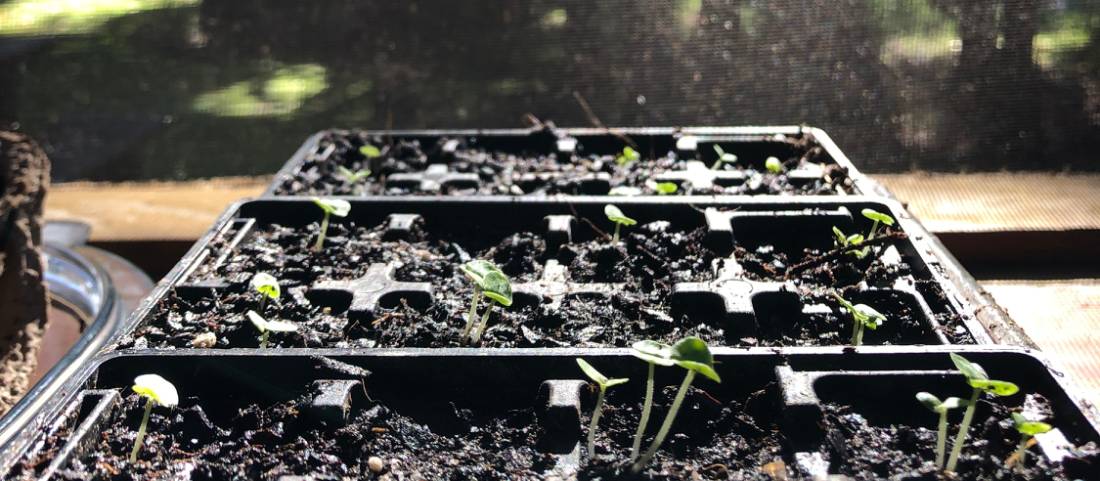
left=576, top=359, right=628, bottom=458
left=311, top=198, right=350, bottom=252
left=945, top=353, right=1020, bottom=472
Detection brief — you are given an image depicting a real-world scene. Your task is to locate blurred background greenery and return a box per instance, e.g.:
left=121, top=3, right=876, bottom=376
left=1, top=0, right=1097, bottom=181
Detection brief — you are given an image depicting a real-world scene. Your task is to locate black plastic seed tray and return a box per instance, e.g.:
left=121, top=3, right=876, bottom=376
left=108, top=197, right=1009, bottom=352
left=2, top=348, right=1096, bottom=480
left=266, top=126, right=894, bottom=198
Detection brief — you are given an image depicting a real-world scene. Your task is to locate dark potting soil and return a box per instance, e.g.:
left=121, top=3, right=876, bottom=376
left=124, top=215, right=963, bottom=349
left=34, top=391, right=551, bottom=481
left=579, top=387, right=1085, bottom=480
left=272, top=132, right=856, bottom=196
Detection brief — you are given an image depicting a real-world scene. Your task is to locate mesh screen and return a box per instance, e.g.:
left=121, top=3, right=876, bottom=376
left=0, top=0, right=1097, bottom=180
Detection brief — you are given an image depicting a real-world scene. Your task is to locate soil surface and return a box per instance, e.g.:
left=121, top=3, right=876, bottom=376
left=272, top=131, right=856, bottom=196
left=28, top=391, right=551, bottom=481
left=13, top=384, right=1091, bottom=480
left=123, top=214, right=970, bottom=349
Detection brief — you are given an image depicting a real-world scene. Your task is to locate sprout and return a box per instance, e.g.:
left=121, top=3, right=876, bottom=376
left=653, top=182, right=678, bottom=195
left=249, top=273, right=280, bottom=312
left=831, top=293, right=885, bottom=346
left=917, top=392, right=967, bottom=469
left=628, top=340, right=675, bottom=463
left=632, top=337, right=720, bottom=473
left=831, top=226, right=867, bottom=258
left=945, top=353, right=1020, bottom=472
left=459, top=260, right=513, bottom=344
left=604, top=204, right=637, bottom=243
left=247, top=310, right=298, bottom=348
left=129, top=374, right=178, bottom=463
left=1010, top=412, right=1053, bottom=471
left=311, top=197, right=351, bottom=252
left=359, top=144, right=382, bottom=158
left=615, top=146, right=640, bottom=166
left=576, top=359, right=629, bottom=458
left=711, top=145, right=737, bottom=170
left=861, top=208, right=895, bottom=240
left=764, top=156, right=783, bottom=174
left=337, top=165, right=371, bottom=184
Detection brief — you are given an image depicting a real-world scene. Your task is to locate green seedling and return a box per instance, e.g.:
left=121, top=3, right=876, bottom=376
left=711, top=145, right=737, bottom=170
left=861, top=208, right=895, bottom=240
left=359, top=144, right=382, bottom=158
left=249, top=273, right=280, bottom=312
left=653, top=182, right=678, bottom=195
left=1010, top=412, right=1053, bottom=471
left=247, top=310, right=298, bottom=348
left=129, top=374, right=178, bottom=463
left=629, top=340, right=676, bottom=463
left=945, top=353, right=1020, bottom=472
left=917, top=392, right=967, bottom=469
left=831, top=225, right=868, bottom=258
left=337, top=165, right=371, bottom=183
left=764, top=156, right=783, bottom=174
left=459, top=260, right=513, bottom=344
left=604, top=204, right=637, bottom=243
left=615, top=146, right=640, bottom=166
left=311, top=197, right=351, bottom=251
left=576, top=359, right=629, bottom=458
left=831, top=293, right=885, bottom=346
left=632, top=337, right=720, bottom=473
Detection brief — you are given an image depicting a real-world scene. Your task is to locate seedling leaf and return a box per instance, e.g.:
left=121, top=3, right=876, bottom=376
left=941, top=397, right=966, bottom=410
left=337, top=165, right=371, bottom=182
left=950, top=353, right=989, bottom=381
left=832, top=226, right=846, bottom=245
left=765, top=156, right=783, bottom=174
left=1012, top=413, right=1053, bottom=436
left=360, top=145, right=382, bottom=158
left=631, top=340, right=676, bottom=366
left=604, top=204, right=637, bottom=226
left=653, top=182, right=678, bottom=195
left=460, top=260, right=513, bottom=306
left=132, top=374, right=178, bottom=407
left=247, top=310, right=298, bottom=333
left=669, top=336, right=720, bottom=382
left=250, top=273, right=280, bottom=301
left=916, top=392, right=942, bottom=411
left=577, top=359, right=628, bottom=388
left=616, top=146, right=640, bottom=166
left=846, top=234, right=865, bottom=245
left=861, top=208, right=895, bottom=226
left=969, top=379, right=1020, bottom=396
left=312, top=197, right=351, bottom=217
left=853, top=304, right=885, bottom=329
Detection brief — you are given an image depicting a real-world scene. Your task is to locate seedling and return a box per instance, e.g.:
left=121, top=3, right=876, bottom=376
left=831, top=226, right=869, bottom=259
left=629, top=340, right=675, bottom=463
left=861, top=208, right=895, bottom=240
left=916, top=392, right=967, bottom=469
left=129, top=374, right=178, bottom=463
left=249, top=272, right=280, bottom=312
left=945, top=353, right=1020, bottom=472
left=764, top=156, right=783, bottom=174
left=247, top=310, right=298, bottom=348
left=711, top=145, right=737, bottom=170
left=653, top=182, right=678, bottom=195
left=1010, top=412, right=1053, bottom=470
left=604, top=204, right=637, bottom=243
left=459, top=260, right=513, bottom=344
left=830, top=293, right=885, bottom=346
left=632, top=337, right=720, bottom=473
left=336, top=165, right=371, bottom=184
left=359, top=144, right=382, bottom=158
left=615, top=146, right=640, bottom=166
left=576, top=359, right=628, bottom=458
left=311, top=197, right=351, bottom=251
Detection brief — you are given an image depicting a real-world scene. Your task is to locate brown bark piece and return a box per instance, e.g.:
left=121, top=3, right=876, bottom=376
left=0, top=131, right=50, bottom=415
